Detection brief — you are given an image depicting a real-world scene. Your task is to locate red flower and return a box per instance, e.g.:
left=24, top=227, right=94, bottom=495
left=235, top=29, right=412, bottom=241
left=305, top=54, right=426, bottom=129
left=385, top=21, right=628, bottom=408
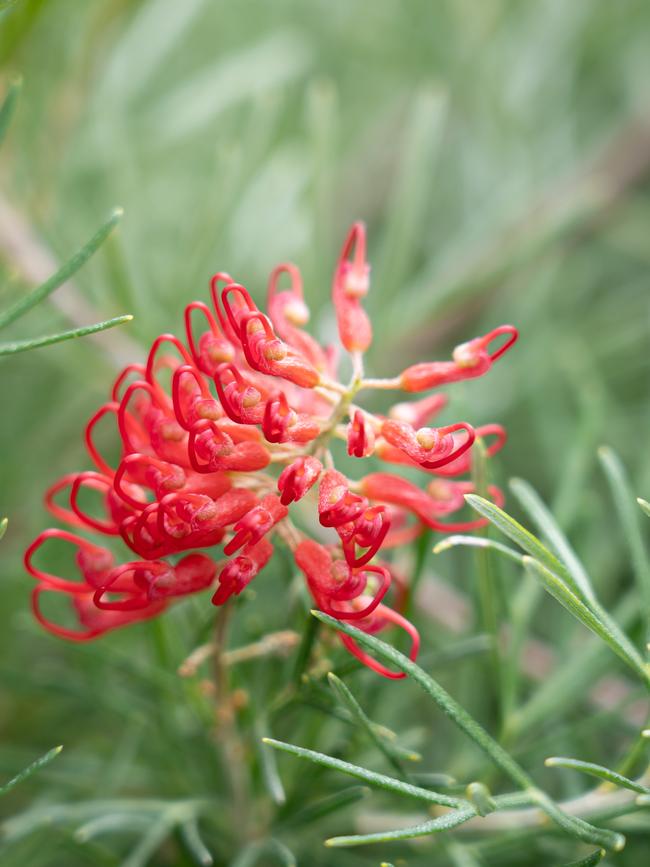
left=26, top=222, right=517, bottom=677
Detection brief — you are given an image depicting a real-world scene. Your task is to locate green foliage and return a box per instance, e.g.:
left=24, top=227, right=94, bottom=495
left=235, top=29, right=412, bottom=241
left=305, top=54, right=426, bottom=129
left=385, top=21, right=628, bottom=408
left=545, top=756, right=650, bottom=796
left=0, top=745, right=62, bottom=797
left=0, top=314, right=132, bottom=355
left=0, top=81, right=131, bottom=356
left=0, top=208, right=124, bottom=331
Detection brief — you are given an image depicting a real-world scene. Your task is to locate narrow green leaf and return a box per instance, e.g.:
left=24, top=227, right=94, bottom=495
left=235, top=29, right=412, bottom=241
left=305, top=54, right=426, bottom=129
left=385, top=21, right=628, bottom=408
left=638, top=498, right=650, bottom=518
left=121, top=818, right=171, bottom=867
left=0, top=745, right=62, bottom=797
left=261, top=738, right=467, bottom=809
left=327, top=672, right=410, bottom=777
left=314, top=619, right=531, bottom=791
left=179, top=818, right=214, bottom=866
left=510, top=477, right=644, bottom=666
left=522, top=557, right=650, bottom=686
left=598, top=447, right=650, bottom=642
left=0, top=208, right=123, bottom=330
left=464, top=494, right=585, bottom=599
left=509, top=478, right=596, bottom=604
left=545, top=756, right=650, bottom=795
left=466, top=494, right=648, bottom=685
left=311, top=612, right=626, bottom=852
left=472, top=438, right=505, bottom=720
left=0, top=76, right=21, bottom=146
left=433, top=534, right=525, bottom=565
left=0, top=517, right=7, bottom=541
left=0, top=314, right=133, bottom=355
left=265, top=840, right=296, bottom=867
left=559, top=850, right=605, bottom=866
left=255, top=720, right=286, bottom=806
left=230, top=839, right=296, bottom=867
left=325, top=807, right=477, bottom=847
left=75, top=814, right=151, bottom=842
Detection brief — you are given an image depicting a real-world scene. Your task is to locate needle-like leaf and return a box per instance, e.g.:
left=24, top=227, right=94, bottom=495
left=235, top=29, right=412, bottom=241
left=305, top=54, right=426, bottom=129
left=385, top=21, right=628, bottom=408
left=509, top=478, right=596, bottom=604
left=179, top=818, right=214, bottom=866
left=545, top=756, right=650, bottom=795
left=0, top=745, right=62, bottom=797
left=464, top=494, right=585, bottom=599
left=522, top=557, right=650, bottom=686
left=598, top=446, right=650, bottom=644
left=325, top=807, right=477, bottom=847
left=327, top=672, right=414, bottom=776
left=465, top=494, right=649, bottom=686
left=434, top=534, right=525, bottom=565
left=261, top=738, right=467, bottom=809
left=0, top=314, right=133, bottom=355
left=0, top=208, right=123, bottom=330
left=311, top=612, right=626, bottom=852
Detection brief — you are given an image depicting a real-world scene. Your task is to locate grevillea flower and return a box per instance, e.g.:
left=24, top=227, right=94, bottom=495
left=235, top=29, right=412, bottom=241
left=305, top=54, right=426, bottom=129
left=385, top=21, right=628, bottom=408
left=25, top=223, right=518, bottom=677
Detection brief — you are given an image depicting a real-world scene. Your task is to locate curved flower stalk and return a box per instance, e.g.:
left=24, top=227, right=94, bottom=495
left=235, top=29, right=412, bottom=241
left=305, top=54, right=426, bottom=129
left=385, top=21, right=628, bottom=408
left=25, top=222, right=518, bottom=676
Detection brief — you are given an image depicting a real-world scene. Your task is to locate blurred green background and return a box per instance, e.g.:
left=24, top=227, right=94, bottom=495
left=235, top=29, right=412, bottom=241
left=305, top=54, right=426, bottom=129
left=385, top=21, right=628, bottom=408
left=1, top=1, right=649, bottom=865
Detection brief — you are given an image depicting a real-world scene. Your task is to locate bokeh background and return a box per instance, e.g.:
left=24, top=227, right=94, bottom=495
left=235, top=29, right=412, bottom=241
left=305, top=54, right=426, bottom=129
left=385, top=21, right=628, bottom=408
left=1, top=1, right=649, bottom=865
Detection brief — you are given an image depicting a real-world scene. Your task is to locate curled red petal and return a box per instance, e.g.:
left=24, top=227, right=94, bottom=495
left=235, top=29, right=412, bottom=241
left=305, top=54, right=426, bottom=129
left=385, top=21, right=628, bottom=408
left=211, top=538, right=274, bottom=605
left=318, top=469, right=368, bottom=528
left=25, top=529, right=114, bottom=593
left=400, top=325, right=518, bottom=392
left=277, top=456, right=322, bottom=505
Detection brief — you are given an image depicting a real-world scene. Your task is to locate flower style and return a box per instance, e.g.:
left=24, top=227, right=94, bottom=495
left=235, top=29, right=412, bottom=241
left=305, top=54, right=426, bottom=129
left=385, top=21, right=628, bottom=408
left=25, top=221, right=518, bottom=677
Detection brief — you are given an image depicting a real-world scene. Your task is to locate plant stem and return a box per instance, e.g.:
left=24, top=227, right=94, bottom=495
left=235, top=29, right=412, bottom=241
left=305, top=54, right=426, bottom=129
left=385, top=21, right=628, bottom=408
left=213, top=602, right=251, bottom=844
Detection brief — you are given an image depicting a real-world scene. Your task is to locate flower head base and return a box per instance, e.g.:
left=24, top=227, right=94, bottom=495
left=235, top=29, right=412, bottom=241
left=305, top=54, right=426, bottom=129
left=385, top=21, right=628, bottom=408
left=25, top=222, right=517, bottom=677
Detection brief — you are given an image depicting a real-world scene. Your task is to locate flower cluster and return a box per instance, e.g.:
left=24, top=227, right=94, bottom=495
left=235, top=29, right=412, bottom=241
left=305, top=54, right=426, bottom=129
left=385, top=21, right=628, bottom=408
left=25, top=223, right=517, bottom=677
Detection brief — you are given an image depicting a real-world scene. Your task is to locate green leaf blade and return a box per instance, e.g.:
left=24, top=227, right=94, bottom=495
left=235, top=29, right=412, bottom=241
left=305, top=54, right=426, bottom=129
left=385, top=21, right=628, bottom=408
left=0, top=745, right=63, bottom=797
left=522, top=557, right=650, bottom=686
left=311, top=612, right=627, bottom=852
left=325, top=807, right=476, bottom=847
left=545, top=756, right=650, bottom=795
left=0, top=208, right=123, bottom=331
left=261, top=737, right=467, bottom=809
left=0, top=314, right=133, bottom=355
left=598, top=447, right=650, bottom=642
